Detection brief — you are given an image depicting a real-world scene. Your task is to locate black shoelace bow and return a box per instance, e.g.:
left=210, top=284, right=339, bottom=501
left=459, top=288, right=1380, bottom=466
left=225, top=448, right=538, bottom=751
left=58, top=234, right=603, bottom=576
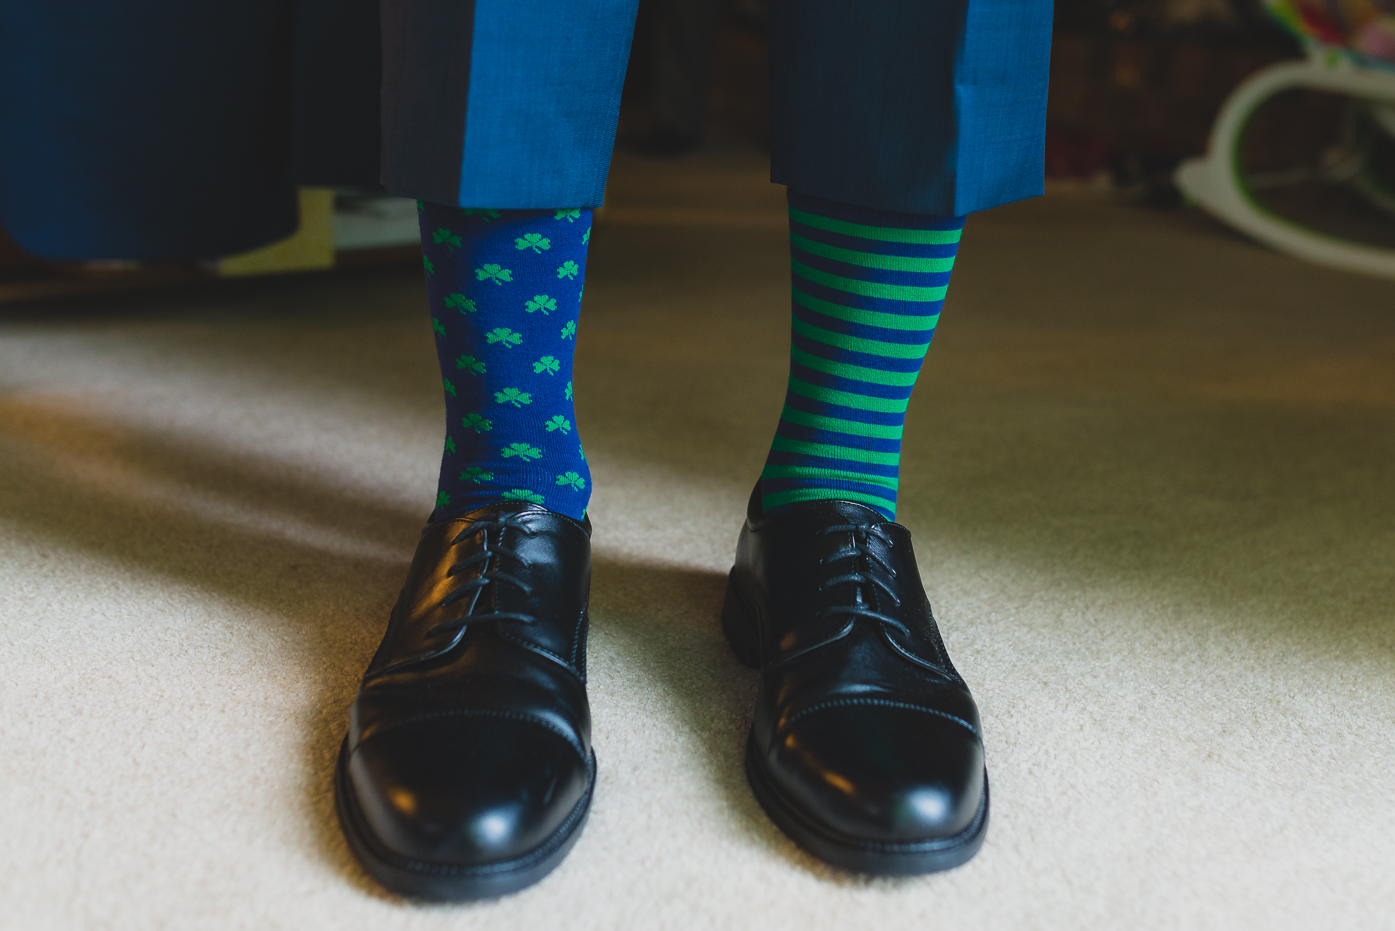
left=815, top=522, right=915, bottom=639
left=426, top=516, right=539, bottom=639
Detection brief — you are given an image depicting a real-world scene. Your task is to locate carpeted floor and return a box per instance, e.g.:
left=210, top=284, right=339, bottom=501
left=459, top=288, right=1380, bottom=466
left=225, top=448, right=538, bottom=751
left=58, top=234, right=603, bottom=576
left=2, top=149, right=1393, bottom=930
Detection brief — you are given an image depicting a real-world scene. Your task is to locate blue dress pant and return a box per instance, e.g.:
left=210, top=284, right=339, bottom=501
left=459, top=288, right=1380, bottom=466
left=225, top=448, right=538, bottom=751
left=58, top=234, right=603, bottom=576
left=383, top=0, right=1052, bottom=215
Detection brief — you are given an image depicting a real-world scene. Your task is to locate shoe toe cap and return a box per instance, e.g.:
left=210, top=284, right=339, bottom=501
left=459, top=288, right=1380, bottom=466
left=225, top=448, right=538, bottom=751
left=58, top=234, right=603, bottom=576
left=771, top=704, right=984, bottom=844
left=347, top=715, right=589, bottom=867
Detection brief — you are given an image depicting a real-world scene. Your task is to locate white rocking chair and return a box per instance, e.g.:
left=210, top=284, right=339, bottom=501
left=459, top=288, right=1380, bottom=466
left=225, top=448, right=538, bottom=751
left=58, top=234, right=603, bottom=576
left=1175, top=48, right=1395, bottom=279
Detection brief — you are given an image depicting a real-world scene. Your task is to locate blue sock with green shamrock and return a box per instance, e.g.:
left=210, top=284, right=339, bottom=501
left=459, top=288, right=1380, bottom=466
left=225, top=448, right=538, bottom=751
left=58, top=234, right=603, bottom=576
left=419, top=201, right=591, bottom=521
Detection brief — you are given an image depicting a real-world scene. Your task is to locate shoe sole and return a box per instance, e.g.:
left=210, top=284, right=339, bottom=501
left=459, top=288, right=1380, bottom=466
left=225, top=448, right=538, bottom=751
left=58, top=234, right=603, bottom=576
left=722, top=569, right=991, bottom=876
left=333, top=738, right=596, bottom=900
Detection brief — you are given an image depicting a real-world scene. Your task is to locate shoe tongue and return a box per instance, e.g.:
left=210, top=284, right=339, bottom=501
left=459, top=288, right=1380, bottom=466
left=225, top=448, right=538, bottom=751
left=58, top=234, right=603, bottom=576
left=428, top=500, right=530, bottom=525
left=821, top=498, right=887, bottom=522
left=468, top=500, right=544, bottom=519
left=787, top=497, right=888, bottom=527
left=750, top=498, right=892, bottom=540
left=438, top=500, right=592, bottom=539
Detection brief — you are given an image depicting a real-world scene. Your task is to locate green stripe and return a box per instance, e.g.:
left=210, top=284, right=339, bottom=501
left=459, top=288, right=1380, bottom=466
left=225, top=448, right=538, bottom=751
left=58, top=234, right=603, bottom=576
left=770, top=436, right=901, bottom=465
left=791, top=317, right=930, bottom=359
left=792, top=260, right=947, bottom=302
left=762, top=487, right=896, bottom=512
left=792, top=288, right=940, bottom=331
left=780, top=407, right=904, bottom=439
left=791, top=233, right=956, bottom=273
left=790, top=345, right=920, bottom=387
left=788, top=375, right=909, bottom=413
left=761, top=464, right=899, bottom=490
left=789, top=207, right=962, bottom=245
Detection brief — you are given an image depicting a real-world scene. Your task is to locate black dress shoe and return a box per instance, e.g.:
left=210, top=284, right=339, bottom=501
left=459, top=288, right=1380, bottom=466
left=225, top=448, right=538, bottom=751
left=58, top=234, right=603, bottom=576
left=335, top=502, right=595, bottom=900
left=721, top=487, right=989, bottom=875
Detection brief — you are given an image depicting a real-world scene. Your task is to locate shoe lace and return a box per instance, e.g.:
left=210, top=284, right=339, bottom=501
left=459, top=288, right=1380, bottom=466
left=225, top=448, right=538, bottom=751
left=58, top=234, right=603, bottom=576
left=425, top=515, right=539, bottom=639
left=814, top=522, right=913, bottom=639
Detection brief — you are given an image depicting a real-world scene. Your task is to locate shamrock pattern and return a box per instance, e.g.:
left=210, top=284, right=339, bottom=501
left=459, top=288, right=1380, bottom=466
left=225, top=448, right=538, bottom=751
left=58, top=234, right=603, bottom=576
left=420, top=202, right=593, bottom=520
left=456, top=354, right=486, bottom=375
left=476, top=263, right=513, bottom=285
left=494, top=387, right=532, bottom=407
left=433, top=228, right=463, bottom=248
left=525, top=294, right=557, bottom=315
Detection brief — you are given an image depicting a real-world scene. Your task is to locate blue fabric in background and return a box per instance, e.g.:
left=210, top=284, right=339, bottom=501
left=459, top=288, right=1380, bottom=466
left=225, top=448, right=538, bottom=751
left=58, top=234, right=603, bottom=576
left=1, top=2, right=296, bottom=260
left=0, top=0, right=381, bottom=260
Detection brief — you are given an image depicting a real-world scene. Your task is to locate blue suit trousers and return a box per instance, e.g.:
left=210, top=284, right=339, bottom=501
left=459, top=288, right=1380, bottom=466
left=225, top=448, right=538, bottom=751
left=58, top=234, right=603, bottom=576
left=384, top=0, right=1052, bottom=216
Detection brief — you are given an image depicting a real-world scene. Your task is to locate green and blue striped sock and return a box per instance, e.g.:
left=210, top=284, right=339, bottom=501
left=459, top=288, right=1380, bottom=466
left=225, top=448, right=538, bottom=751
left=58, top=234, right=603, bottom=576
left=760, top=192, right=964, bottom=520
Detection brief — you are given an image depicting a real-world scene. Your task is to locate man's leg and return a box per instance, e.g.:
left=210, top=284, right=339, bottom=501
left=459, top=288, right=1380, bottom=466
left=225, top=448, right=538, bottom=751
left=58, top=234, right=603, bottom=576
left=420, top=202, right=591, bottom=521
left=335, top=0, right=636, bottom=901
left=760, top=193, right=963, bottom=518
left=723, top=0, right=1051, bottom=875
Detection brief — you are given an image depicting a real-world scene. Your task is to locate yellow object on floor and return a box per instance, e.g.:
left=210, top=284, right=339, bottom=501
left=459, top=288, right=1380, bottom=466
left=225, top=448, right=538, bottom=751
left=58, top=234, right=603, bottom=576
left=214, top=187, right=336, bottom=277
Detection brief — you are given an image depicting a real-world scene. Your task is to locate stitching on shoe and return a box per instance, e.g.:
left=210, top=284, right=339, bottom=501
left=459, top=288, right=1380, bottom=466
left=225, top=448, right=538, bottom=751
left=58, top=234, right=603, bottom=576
left=360, top=708, right=587, bottom=761
left=880, top=627, right=961, bottom=682
left=498, top=630, right=578, bottom=674
left=785, top=697, right=980, bottom=740
left=571, top=601, right=587, bottom=673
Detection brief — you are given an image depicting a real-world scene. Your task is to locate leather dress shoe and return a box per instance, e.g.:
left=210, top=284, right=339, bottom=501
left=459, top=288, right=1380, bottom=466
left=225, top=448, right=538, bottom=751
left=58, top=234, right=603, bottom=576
left=335, top=502, right=595, bottom=900
left=721, top=487, right=989, bottom=874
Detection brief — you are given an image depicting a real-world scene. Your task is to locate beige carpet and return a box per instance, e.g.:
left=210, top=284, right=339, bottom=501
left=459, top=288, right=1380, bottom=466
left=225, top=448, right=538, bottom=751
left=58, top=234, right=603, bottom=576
left=3, top=150, right=1394, bottom=930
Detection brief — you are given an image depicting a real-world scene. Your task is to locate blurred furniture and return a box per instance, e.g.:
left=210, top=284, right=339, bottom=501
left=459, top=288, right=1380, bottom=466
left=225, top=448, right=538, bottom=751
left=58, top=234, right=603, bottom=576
left=1177, top=51, right=1395, bottom=278
left=1177, top=53, right=1395, bottom=276
left=0, top=191, right=422, bottom=306
left=1177, top=0, right=1395, bottom=278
